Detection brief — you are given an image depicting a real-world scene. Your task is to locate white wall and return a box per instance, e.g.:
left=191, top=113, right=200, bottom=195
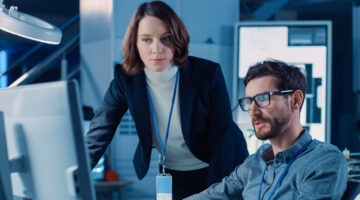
left=80, top=0, right=114, bottom=108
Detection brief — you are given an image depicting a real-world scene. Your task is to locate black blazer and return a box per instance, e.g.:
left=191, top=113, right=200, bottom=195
left=86, top=56, right=249, bottom=185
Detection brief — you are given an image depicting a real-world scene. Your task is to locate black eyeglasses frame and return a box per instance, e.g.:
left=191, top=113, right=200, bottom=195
left=238, top=89, right=295, bottom=111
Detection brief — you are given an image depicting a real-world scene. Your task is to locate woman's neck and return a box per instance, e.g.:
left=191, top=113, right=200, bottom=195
left=144, top=63, right=178, bottom=85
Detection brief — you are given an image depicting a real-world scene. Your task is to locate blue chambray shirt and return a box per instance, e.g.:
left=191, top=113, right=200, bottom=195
left=184, top=131, right=348, bottom=200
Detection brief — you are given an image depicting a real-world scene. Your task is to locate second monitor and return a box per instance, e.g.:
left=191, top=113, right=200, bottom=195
left=0, top=80, right=96, bottom=200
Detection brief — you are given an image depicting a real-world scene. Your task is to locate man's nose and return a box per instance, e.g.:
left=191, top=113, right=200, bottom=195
left=248, top=101, right=261, bottom=116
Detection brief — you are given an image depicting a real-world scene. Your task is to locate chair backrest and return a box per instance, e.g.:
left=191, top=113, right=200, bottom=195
left=342, top=179, right=360, bottom=200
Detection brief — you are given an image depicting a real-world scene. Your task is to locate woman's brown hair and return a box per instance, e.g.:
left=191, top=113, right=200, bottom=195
left=122, top=1, right=190, bottom=75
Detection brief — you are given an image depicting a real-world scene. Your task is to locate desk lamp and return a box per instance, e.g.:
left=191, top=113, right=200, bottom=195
left=0, top=0, right=62, bottom=45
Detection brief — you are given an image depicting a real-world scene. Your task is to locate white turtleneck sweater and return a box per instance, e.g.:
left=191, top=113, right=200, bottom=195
left=144, top=64, right=209, bottom=171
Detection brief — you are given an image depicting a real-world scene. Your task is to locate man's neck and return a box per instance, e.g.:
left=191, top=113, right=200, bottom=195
left=270, top=125, right=304, bottom=155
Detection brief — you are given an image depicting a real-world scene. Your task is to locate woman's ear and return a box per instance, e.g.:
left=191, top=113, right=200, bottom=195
left=291, top=90, right=304, bottom=111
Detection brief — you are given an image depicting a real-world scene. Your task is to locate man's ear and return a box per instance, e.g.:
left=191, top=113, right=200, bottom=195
left=291, top=90, right=304, bottom=111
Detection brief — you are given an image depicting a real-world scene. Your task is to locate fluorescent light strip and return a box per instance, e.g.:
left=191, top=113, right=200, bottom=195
left=0, top=51, right=7, bottom=88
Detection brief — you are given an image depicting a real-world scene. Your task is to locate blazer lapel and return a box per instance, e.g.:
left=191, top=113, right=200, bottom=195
left=179, top=64, right=196, bottom=145
left=127, top=72, right=152, bottom=144
left=127, top=72, right=153, bottom=177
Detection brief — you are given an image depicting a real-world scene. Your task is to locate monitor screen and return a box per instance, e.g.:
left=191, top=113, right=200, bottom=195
left=233, top=21, right=332, bottom=153
left=0, top=80, right=96, bottom=200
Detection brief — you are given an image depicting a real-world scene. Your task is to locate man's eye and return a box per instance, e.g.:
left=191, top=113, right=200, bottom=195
left=255, top=94, right=266, bottom=102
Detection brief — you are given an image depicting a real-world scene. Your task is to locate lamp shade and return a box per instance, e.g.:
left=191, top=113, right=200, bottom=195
left=0, top=1, right=62, bottom=45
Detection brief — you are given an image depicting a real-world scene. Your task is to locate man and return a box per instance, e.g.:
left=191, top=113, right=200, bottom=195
left=184, top=59, right=348, bottom=200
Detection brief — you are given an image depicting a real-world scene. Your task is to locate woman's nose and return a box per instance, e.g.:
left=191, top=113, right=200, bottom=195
left=152, top=40, right=163, bottom=54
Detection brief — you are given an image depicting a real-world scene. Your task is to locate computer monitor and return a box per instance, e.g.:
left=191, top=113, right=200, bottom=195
left=0, top=112, right=12, bottom=200
left=233, top=21, right=332, bottom=153
left=0, top=80, right=96, bottom=200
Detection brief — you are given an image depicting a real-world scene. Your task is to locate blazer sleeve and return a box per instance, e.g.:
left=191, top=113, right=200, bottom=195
left=205, top=64, right=249, bottom=184
left=85, top=64, right=129, bottom=168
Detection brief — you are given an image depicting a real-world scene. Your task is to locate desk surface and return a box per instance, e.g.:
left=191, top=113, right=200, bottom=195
left=94, top=181, right=133, bottom=200
left=94, top=180, right=133, bottom=189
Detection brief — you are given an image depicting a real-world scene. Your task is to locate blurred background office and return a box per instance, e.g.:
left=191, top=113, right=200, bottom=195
left=0, top=0, right=359, bottom=199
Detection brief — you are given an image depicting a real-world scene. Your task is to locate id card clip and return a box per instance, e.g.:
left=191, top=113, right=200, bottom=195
left=156, top=173, right=172, bottom=200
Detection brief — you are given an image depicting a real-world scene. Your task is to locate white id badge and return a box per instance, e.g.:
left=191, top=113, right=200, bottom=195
left=156, top=173, right=172, bottom=200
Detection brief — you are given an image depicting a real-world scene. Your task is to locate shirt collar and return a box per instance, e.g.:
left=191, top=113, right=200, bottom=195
left=262, top=130, right=312, bottom=165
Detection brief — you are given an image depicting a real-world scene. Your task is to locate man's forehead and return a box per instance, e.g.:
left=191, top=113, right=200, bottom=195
left=245, top=76, right=277, bottom=96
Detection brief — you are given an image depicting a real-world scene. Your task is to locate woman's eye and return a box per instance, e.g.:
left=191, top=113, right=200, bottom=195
left=161, top=36, right=171, bottom=43
left=142, top=38, right=151, bottom=43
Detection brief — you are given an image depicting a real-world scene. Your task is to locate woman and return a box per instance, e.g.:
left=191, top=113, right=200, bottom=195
left=86, top=1, right=249, bottom=199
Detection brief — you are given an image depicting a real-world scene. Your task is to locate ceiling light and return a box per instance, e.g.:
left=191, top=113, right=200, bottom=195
left=0, top=0, right=62, bottom=45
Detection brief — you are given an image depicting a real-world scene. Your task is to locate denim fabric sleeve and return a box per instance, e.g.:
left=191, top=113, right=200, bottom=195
left=295, top=142, right=348, bottom=200
left=183, top=165, right=246, bottom=200
left=262, top=140, right=348, bottom=200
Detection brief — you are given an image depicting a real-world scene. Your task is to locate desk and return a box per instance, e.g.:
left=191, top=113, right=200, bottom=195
left=94, top=181, right=132, bottom=200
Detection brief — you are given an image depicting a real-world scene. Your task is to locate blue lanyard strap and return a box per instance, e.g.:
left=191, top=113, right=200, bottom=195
left=258, top=139, right=312, bottom=200
left=145, top=69, right=179, bottom=174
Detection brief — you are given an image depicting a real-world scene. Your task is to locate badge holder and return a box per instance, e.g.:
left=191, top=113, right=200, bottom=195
left=156, top=165, right=172, bottom=200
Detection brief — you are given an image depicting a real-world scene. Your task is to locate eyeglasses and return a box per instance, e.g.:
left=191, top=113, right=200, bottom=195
left=238, top=90, right=294, bottom=111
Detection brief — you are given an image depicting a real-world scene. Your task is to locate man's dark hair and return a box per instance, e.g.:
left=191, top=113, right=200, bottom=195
left=244, top=59, right=307, bottom=107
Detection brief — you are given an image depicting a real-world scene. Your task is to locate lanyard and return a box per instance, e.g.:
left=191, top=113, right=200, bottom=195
left=145, top=69, right=179, bottom=175
left=258, top=139, right=312, bottom=200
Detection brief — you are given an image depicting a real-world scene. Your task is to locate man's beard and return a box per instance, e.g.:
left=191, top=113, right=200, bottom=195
left=253, top=112, right=291, bottom=141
